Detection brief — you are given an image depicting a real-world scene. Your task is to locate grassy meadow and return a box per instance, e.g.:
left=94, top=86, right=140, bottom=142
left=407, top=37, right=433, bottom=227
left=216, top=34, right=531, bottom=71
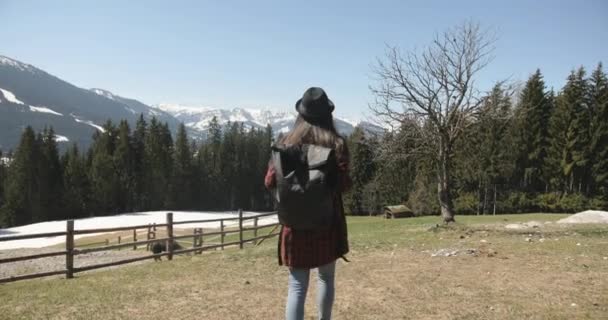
left=1, top=214, right=607, bottom=320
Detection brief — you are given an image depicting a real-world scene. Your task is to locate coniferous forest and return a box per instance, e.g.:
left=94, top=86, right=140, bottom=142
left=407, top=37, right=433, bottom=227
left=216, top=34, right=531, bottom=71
left=0, top=65, right=607, bottom=227
left=0, top=116, right=273, bottom=227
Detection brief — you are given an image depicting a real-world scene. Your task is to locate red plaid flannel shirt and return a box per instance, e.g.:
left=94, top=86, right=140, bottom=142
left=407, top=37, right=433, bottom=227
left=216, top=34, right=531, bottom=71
left=265, top=157, right=351, bottom=269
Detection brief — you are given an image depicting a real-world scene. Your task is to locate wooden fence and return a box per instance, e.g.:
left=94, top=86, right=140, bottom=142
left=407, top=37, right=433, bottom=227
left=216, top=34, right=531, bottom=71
left=0, top=210, right=279, bottom=284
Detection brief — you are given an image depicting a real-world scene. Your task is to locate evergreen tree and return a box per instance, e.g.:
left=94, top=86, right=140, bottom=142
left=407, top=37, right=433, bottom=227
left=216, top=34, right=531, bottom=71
left=588, top=63, right=608, bottom=196
left=170, top=123, right=194, bottom=209
left=1, top=127, right=39, bottom=226
left=513, top=70, right=553, bottom=192
left=219, top=122, right=238, bottom=209
left=113, top=120, right=135, bottom=211
left=143, top=118, right=173, bottom=209
left=0, top=150, right=7, bottom=222
left=345, top=127, right=375, bottom=215
left=62, top=144, right=90, bottom=219
left=88, top=120, right=121, bottom=214
left=38, top=127, right=64, bottom=220
left=200, top=116, right=223, bottom=209
left=472, top=84, right=514, bottom=214
left=548, top=68, right=590, bottom=193
left=132, top=114, right=147, bottom=210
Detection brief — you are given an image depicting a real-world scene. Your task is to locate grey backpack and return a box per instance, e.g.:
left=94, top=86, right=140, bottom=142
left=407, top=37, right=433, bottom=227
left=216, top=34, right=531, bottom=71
left=271, top=143, right=338, bottom=230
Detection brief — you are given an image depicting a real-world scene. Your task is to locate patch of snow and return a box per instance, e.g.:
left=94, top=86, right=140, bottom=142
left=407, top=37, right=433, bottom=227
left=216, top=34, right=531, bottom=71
left=90, top=88, right=116, bottom=100
left=125, top=106, right=137, bottom=114
left=557, top=210, right=608, bottom=224
left=54, top=135, right=69, bottom=142
left=29, top=106, right=63, bottom=116
left=0, top=88, right=65, bottom=116
left=0, top=88, right=25, bottom=105
left=0, top=211, right=277, bottom=250
left=0, top=56, right=37, bottom=73
left=279, top=126, right=290, bottom=133
left=341, top=118, right=361, bottom=128
left=73, top=116, right=106, bottom=133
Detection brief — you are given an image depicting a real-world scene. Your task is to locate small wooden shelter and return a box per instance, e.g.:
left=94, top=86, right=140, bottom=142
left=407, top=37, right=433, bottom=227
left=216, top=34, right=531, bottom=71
left=383, top=205, right=414, bottom=219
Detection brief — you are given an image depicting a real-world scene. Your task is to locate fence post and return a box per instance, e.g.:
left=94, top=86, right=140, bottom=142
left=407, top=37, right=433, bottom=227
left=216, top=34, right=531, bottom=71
left=66, top=220, right=74, bottom=279
left=133, top=229, right=137, bottom=250
left=200, top=228, right=204, bottom=251
left=238, top=209, right=243, bottom=249
left=253, top=217, right=258, bottom=245
left=118, top=236, right=121, bottom=250
left=193, top=228, right=203, bottom=255
left=167, top=212, right=174, bottom=261
left=220, top=220, right=225, bottom=250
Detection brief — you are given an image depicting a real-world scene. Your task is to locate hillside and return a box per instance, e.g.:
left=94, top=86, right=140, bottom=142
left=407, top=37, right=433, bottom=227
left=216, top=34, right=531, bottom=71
left=0, top=55, right=179, bottom=150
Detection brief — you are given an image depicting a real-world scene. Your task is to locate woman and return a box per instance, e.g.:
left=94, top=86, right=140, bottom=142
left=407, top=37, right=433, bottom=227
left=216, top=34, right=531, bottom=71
left=264, top=87, right=351, bottom=320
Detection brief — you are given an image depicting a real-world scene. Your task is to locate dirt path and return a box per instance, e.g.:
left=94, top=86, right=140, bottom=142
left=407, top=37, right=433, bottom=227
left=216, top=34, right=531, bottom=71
left=0, top=247, right=150, bottom=279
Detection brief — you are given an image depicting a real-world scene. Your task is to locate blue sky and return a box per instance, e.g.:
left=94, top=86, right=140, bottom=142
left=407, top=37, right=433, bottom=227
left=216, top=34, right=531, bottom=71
left=1, top=0, right=607, bottom=119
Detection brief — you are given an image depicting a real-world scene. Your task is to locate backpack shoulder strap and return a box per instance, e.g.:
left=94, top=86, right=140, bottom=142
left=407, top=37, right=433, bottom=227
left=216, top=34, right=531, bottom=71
left=271, top=144, right=284, bottom=181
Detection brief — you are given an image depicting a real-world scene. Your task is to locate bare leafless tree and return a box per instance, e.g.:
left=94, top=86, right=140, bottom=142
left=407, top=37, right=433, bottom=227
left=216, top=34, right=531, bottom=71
left=370, top=21, right=495, bottom=223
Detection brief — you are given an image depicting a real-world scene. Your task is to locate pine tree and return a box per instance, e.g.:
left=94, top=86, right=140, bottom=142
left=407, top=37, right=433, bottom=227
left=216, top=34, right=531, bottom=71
left=219, top=122, right=238, bottom=209
left=513, top=70, right=553, bottom=192
left=143, top=118, right=173, bottom=209
left=345, top=127, right=375, bottom=215
left=113, top=120, right=135, bottom=212
left=170, top=123, right=194, bottom=209
left=132, top=114, right=147, bottom=210
left=38, top=127, right=64, bottom=220
left=88, top=120, right=121, bottom=215
left=0, top=150, right=7, bottom=223
left=200, top=116, right=224, bottom=209
left=473, top=84, right=515, bottom=214
left=62, top=144, right=90, bottom=218
left=1, top=127, right=39, bottom=226
left=548, top=68, right=590, bottom=193
left=587, top=63, right=608, bottom=197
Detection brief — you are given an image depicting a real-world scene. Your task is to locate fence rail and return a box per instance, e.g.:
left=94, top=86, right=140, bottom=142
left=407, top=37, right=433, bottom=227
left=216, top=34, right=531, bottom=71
left=0, top=210, right=279, bottom=284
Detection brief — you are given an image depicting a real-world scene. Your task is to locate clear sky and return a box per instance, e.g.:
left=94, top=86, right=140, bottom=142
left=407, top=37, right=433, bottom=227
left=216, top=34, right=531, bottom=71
left=1, top=0, right=607, bottom=119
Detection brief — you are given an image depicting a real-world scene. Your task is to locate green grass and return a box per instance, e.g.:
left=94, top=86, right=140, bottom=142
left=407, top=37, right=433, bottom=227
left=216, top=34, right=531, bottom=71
left=1, top=213, right=607, bottom=320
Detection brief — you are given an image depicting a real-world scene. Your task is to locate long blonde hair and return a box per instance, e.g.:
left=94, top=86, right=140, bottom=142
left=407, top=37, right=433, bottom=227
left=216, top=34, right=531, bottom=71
left=280, top=115, right=347, bottom=159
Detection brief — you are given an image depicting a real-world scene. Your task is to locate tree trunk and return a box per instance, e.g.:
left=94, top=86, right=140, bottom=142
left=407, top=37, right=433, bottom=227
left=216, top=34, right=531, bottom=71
left=493, top=184, right=497, bottom=215
left=477, top=179, right=482, bottom=216
left=483, top=186, right=488, bottom=215
left=437, top=143, right=455, bottom=223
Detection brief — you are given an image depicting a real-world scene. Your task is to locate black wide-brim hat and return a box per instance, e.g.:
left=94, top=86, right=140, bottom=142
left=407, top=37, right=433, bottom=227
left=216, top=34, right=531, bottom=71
left=295, top=87, right=335, bottom=120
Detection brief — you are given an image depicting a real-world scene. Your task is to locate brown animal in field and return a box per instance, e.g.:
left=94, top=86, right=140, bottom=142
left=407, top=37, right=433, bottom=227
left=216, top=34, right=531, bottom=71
left=150, top=241, right=183, bottom=261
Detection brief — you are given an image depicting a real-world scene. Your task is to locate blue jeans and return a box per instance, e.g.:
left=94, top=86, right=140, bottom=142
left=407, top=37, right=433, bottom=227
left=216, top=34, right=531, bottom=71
left=286, top=261, right=336, bottom=320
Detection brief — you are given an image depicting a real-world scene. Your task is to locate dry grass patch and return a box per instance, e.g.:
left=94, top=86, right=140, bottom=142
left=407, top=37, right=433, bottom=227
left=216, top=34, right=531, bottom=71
left=1, top=214, right=606, bottom=319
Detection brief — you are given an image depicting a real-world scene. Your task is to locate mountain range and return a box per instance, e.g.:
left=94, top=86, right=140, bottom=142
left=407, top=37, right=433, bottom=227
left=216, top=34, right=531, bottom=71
left=0, top=55, right=382, bottom=151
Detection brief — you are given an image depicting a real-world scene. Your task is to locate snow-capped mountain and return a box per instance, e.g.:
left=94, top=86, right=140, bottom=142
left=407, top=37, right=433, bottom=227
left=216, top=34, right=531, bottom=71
left=153, top=104, right=384, bottom=137
left=0, top=54, right=384, bottom=150
left=0, top=55, right=184, bottom=150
